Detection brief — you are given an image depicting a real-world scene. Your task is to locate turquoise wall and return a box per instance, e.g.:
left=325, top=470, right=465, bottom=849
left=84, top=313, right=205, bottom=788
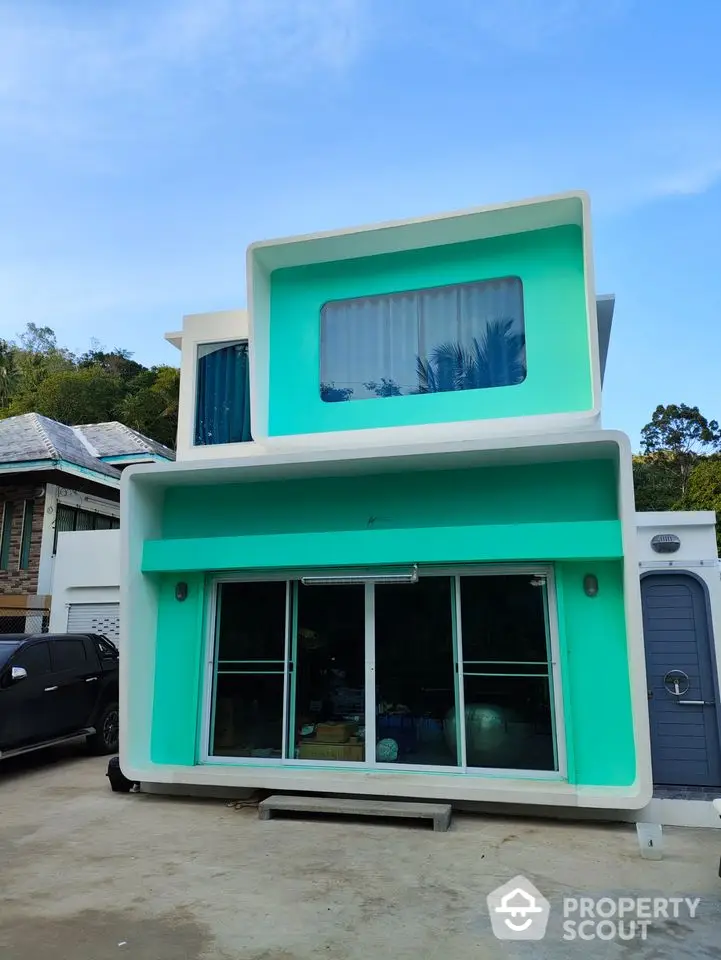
left=267, top=224, right=592, bottom=436
left=556, top=561, right=636, bottom=787
left=146, top=459, right=637, bottom=789
left=161, top=460, right=617, bottom=538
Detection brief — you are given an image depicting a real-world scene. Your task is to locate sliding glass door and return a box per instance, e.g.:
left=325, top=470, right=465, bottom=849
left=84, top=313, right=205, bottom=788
left=374, top=577, right=459, bottom=766
left=457, top=574, right=557, bottom=772
left=210, top=581, right=288, bottom=759
left=290, top=583, right=366, bottom=762
left=206, top=568, right=561, bottom=775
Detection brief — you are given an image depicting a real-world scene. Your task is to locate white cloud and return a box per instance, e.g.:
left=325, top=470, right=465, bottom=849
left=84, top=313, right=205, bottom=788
left=0, top=0, right=368, bottom=142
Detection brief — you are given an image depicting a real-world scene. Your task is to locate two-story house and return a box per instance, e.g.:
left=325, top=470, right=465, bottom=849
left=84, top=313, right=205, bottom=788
left=121, top=192, right=653, bottom=813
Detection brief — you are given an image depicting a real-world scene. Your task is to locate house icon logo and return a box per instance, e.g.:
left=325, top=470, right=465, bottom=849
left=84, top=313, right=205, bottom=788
left=487, top=875, right=550, bottom=940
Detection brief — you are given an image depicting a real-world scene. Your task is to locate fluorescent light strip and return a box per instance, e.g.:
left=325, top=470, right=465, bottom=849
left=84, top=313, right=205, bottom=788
left=301, top=566, right=418, bottom=587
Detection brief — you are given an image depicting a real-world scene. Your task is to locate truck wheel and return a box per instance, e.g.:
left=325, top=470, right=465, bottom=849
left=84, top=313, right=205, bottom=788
left=89, top=701, right=119, bottom=755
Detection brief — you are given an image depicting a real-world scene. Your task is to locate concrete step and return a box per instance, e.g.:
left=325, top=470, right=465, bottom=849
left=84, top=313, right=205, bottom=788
left=258, top=794, right=452, bottom=831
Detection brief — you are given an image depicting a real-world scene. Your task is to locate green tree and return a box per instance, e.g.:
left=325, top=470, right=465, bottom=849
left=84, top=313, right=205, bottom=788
left=78, top=346, right=145, bottom=383
left=639, top=403, right=721, bottom=501
left=0, top=324, right=179, bottom=446
left=0, top=340, right=19, bottom=408
left=27, top=368, right=125, bottom=424
left=632, top=455, right=680, bottom=512
left=682, top=457, right=721, bottom=550
left=119, top=366, right=179, bottom=448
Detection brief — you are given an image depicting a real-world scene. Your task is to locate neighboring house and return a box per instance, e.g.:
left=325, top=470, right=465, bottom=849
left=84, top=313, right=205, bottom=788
left=120, top=191, right=714, bottom=816
left=0, top=413, right=173, bottom=634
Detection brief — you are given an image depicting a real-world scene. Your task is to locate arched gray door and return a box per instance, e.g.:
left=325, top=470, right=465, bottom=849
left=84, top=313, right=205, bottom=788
left=642, top=574, right=721, bottom=787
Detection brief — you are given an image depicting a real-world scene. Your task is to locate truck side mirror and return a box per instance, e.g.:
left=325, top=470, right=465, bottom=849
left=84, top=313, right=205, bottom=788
left=10, top=666, right=28, bottom=683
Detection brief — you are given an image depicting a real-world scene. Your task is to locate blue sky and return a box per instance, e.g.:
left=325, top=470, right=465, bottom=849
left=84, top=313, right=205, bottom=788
left=1, top=0, right=719, bottom=448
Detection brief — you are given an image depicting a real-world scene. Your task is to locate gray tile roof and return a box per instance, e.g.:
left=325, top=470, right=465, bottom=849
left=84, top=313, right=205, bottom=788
left=73, top=422, right=175, bottom=461
left=0, top=414, right=121, bottom=480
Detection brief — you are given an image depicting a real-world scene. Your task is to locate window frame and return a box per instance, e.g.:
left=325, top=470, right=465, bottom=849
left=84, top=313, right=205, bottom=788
left=18, top=500, right=35, bottom=571
left=199, top=564, right=566, bottom=780
left=194, top=338, right=252, bottom=447
left=49, top=637, right=88, bottom=673
left=0, top=502, right=14, bottom=569
left=319, top=275, right=526, bottom=403
left=12, top=640, right=52, bottom=679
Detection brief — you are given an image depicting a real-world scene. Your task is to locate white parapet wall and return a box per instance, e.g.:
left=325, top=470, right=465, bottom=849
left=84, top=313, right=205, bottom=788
left=50, top=529, right=121, bottom=637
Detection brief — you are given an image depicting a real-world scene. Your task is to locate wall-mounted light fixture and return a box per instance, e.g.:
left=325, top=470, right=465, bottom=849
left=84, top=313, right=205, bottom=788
left=175, top=581, right=189, bottom=602
left=301, top=565, right=419, bottom=586
left=583, top=574, right=599, bottom=598
left=651, top=533, right=681, bottom=554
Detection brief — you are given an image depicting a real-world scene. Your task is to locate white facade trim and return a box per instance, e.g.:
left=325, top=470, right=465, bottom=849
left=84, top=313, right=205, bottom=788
left=121, top=428, right=652, bottom=809
left=167, top=309, right=250, bottom=460
left=247, top=191, right=602, bottom=445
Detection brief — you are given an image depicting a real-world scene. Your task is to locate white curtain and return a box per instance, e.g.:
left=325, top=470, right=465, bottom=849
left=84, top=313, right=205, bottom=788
left=320, top=277, right=524, bottom=400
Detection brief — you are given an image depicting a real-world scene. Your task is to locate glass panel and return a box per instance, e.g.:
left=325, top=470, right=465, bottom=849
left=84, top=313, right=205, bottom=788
left=213, top=673, right=284, bottom=759
left=51, top=638, right=87, bottom=671
left=460, top=575, right=549, bottom=665
left=75, top=510, right=95, bottom=532
left=375, top=577, right=458, bottom=766
left=210, top=581, right=287, bottom=759
left=216, top=581, right=286, bottom=664
left=292, top=584, right=365, bottom=763
left=458, top=574, right=557, bottom=771
left=195, top=340, right=252, bottom=445
left=320, top=277, right=525, bottom=402
left=461, top=676, right=555, bottom=771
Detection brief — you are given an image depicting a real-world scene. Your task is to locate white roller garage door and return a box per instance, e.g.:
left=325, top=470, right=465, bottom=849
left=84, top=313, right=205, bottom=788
left=67, top=603, right=120, bottom=644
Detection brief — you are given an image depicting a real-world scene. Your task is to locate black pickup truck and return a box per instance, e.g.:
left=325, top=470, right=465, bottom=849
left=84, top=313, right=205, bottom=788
left=0, top=633, right=119, bottom=761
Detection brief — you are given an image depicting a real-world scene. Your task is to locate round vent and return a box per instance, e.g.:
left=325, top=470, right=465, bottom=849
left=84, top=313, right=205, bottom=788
left=651, top=533, right=681, bottom=554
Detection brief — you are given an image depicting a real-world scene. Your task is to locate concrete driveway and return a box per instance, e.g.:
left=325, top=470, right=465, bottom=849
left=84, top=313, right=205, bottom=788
left=1, top=746, right=720, bottom=959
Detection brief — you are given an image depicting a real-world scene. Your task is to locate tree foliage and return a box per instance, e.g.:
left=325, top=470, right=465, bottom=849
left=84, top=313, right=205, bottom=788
left=0, top=324, right=179, bottom=448
left=635, top=403, right=721, bottom=549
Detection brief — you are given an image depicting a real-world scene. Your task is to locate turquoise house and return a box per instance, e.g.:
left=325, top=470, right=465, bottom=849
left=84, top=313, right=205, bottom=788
left=121, top=192, right=652, bottom=809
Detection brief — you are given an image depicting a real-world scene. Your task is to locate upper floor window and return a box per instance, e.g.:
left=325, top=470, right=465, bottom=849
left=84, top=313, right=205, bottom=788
left=320, top=276, right=525, bottom=402
left=195, top=341, right=252, bottom=445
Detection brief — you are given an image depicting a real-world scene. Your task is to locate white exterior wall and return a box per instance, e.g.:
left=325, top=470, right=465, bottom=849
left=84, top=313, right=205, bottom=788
left=636, top=510, right=721, bottom=699
left=49, top=529, right=120, bottom=632
left=42, top=487, right=119, bottom=603
left=167, top=309, right=264, bottom=463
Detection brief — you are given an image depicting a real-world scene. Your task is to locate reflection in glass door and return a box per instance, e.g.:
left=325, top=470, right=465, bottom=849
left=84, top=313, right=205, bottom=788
left=210, top=581, right=288, bottom=759
left=374, top=577, right=460, bottom=765
left=291, top=583, right=366, bottom=762
left=206, top=570, right=560, bottom=775
left=458, top=574, right=557, bottom=771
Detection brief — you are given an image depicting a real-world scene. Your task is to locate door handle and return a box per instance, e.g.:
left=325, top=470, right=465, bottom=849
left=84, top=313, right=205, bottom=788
left=85, top=677, right=98, bottom=683
left=44, top=686, right=58, bottom=692
left=678, top=700, right=715, bottom=706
